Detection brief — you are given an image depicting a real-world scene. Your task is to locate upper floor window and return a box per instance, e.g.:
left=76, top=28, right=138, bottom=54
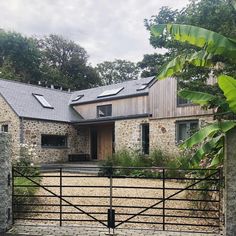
left=176, top=120, right=198, bottom=143
left=97, top=105, right=112, bottom=118
left=1, top=124, right=8, bottom=133
left=41, top=135, right=67, bottom=148
left=177, top=96, right=192, bottom=106
left=97, top=87, right=124, bottom=98
left=33, top=94, right=53, bottom=109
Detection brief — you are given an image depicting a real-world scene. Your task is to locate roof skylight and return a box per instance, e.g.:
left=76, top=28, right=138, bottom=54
left=72, top=95, right=84, bottom=102
left=33, top=94, right=53, bottom=109
left=97, top=87, right=124, bottom=98
left=137, top=84, right=148, bottom=91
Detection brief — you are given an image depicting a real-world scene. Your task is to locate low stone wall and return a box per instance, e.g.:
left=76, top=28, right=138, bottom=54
left=0, top=133, right=12, bottom=233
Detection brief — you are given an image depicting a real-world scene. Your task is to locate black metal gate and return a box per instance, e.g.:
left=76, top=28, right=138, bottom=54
left=12, top=166, right=222, bottom=234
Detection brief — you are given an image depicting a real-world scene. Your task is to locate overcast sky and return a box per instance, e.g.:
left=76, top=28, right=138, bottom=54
left=0, top=0, right=189, bottom=65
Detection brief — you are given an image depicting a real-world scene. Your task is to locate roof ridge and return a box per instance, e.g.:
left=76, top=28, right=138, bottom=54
left=0, top=78, right=72, bottom=95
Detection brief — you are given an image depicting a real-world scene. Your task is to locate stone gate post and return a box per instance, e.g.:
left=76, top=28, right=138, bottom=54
left=0, top=133, right=12, bottom=233
left=224, top=127, right=236, bottom=235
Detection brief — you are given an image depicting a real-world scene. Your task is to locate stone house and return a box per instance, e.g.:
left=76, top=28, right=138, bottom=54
left=0, top=77, right=213, bottom=163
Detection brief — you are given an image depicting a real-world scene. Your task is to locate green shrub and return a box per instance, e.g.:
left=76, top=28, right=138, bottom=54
left=99, top=148, right=191, bottom=178
left=13, top=144, right=41, bottom=214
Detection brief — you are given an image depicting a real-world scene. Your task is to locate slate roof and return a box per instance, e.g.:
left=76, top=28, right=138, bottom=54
left=0, top=79, right=81, bottom=123
left=70, top=76, right=155, bottom=105
left=0, top=76, right=156, bottom=123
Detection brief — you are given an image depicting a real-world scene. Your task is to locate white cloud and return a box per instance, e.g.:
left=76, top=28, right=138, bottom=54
left=0, top=0, right=189, bottom=65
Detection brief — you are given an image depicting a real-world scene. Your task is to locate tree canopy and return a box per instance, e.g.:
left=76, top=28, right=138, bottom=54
left=139, top=0, right=236, bottom=92
left=96, top=59, right=140, bottom=85
left=0, top=31, right=100, bottom=90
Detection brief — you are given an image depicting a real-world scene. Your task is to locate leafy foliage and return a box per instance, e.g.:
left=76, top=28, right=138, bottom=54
left=0, top=30, right=101, bottom=90
left=96, top=59, right=139, bottom=85
left=149, top=2, right=236, bottom=168
left=141, top=0, right=236, bottom=90
left=218, top=75, right=236, bottom=113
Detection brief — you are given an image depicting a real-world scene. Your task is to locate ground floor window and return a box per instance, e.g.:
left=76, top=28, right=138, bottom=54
left=176, top=120, right=199, bottom=143
left=41, top=135, right=67, bottom=148
left=1, top=124, right=8, bottom=132
left=141, top=123, right=149, bottom=155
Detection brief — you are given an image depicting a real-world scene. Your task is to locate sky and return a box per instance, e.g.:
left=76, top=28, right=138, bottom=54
left=0, top=0, right=189, bottom=65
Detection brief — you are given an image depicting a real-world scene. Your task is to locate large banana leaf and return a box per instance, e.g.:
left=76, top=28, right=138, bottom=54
left=180, top=121, right=236, bottom=149
left=157, top=50, right=212, bottom=80
left=178, top=90, right=215, bottom=106
left=218, top=75, right=236, bottom=113
left=151, top=24, right=236, bottom=60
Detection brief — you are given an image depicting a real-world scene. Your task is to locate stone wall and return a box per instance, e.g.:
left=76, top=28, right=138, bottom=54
left=0, top=95, right=20, bottom=160
left=224, top=127, right=236, bottom=235
left=115, top=118, right=149, bottom=152
left=77, top=127, right=90, bottom=154
left=0, top=133, right=12, bottom=233
left=22, top=119, right=79, bottom=163
left=115, top=115, right=213, bottom=156
left=149, top=115, right=213, bottom=156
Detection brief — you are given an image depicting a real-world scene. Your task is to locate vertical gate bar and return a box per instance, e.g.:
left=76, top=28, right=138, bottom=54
left=218, top=168, right=222, bottom=230
left=60, top=167, right=62, bottom=227
left=12, top=166, right=14, bottom=225
left=162, top=168, right=165, bottom=231
left=109, top=167, right=114, bottom=234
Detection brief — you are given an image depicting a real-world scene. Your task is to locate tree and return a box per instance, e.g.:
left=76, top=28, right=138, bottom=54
left=139, top=0, right=236, bottom=91
left=0, top=30, right=41, bottom=83
left=96, top=59, right=140, bottom=85
left=137, top=53, right=170, bottom=78
left=150, top=13, right=236, bottom=168
left=38, top=34, right=100, bottom=90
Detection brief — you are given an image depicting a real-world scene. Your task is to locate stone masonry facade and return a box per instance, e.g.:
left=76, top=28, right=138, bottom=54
left=22, top=119, right=79, bottom=163
left=149, top=115, right=214, bottom=156
left=0, top=95, right=20, bottom=161
left=115, top=118, right=149, bottom=152
left=115, top=115, right=213, bottom=157
left=0, top=133, right=12, bottom=233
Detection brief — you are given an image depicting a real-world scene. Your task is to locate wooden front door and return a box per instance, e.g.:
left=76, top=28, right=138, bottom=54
left=97, top=124, right=113, bottom=160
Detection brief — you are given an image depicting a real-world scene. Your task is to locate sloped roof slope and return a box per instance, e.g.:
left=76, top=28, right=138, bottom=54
left=0, top=79, right=81, bottom=122
left=70, top=76, right=155, bottom=105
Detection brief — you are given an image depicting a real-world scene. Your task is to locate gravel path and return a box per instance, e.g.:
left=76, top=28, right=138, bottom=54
left=15, top=172, right=220, bottom=234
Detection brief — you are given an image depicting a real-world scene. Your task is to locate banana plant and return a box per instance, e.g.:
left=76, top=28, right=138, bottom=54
left=150, top=22, right=236, bottom=168
left=151, top=24, right=236, bottom=80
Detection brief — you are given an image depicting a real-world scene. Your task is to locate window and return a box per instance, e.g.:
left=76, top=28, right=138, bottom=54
left=41, top=135, right=67, bottom=148
left=1, top=124, right=8, bottom=132
left=177, top=96, right=192, bottom=106
left=97, top=105, right=112, bottom=118
left=97, top=87, right=124, bottom=98
left=72, top=95, right=84, bottom=102
left=141, top=124, right=149, bottom=155
left=33, top=94, right=53, bottom=109
left=137, top=84, right=148, bottom=91
left=176, top=120, right=199, bottom=143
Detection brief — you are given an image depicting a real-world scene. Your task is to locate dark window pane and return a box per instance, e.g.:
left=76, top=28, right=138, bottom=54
left=97, top=105, right=112, bottom=118
left=177, top=96, right=192, bottom=106
left=41, top=135, right=67, bottom=148
left=176, top=120, right=199, bottom=143
left=141, top=124, right=149, bottom=155
left=1, top=125, right=8, bottom=132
